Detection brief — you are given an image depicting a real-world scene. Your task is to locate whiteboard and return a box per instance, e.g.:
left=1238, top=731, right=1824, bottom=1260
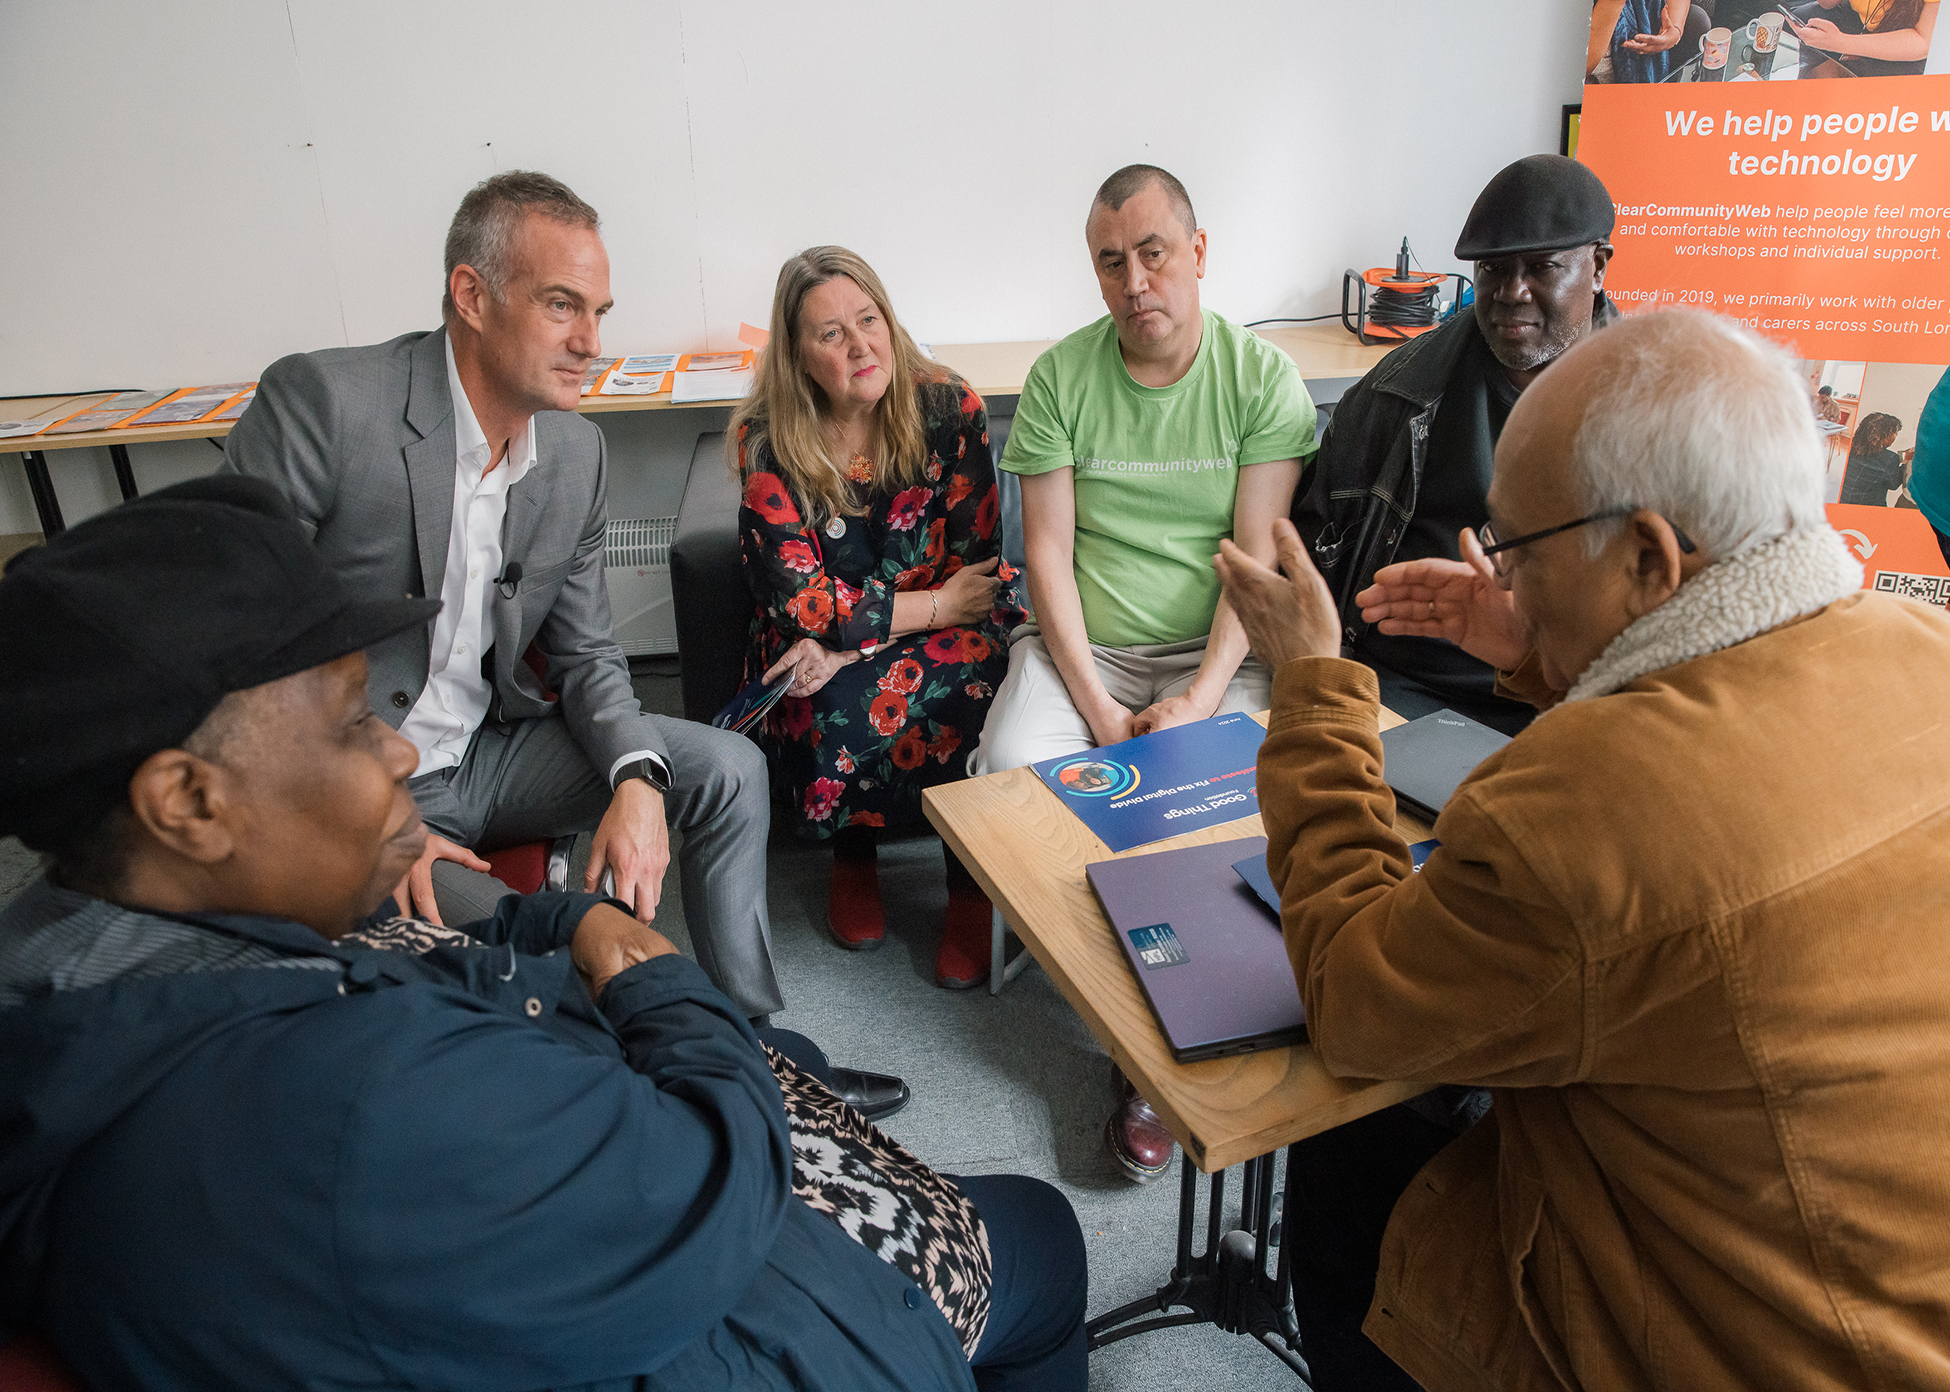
left=1, top=0, right=1592, bottom=530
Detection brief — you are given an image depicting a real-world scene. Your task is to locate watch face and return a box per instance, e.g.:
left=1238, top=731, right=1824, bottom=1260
left=620, top=759, right=668, bottom=793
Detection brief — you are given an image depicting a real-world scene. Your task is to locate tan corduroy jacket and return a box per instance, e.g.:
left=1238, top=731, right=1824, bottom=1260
left=1260, top=591, right=1950, bottom=1392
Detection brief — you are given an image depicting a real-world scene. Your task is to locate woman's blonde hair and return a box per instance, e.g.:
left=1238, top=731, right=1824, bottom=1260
left=729, top=246, right=947, bottom=528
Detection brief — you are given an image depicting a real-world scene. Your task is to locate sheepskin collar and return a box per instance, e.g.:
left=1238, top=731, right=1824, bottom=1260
left=1562, top=527, right=1863, bottom=704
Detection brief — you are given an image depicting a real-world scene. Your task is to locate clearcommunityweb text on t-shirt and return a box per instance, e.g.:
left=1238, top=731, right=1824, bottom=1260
left=1076, top=455, right=1234, bottom=474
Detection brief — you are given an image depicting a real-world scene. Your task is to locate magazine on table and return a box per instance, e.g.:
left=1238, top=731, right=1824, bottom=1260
left=1029, top=712, right=1266, bottom=853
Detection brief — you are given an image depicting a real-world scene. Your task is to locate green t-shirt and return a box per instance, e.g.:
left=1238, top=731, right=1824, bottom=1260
left=1000, top=309, right=1316, bottom=646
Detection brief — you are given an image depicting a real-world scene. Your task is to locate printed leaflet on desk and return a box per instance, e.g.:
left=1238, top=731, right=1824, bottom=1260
left=1031, top=712, right=1265, bottom=853
left=4, top=385, right=254, bottom=440
left=600, top=354, right=679, bottom=396
left=580, top=357, right=621, bottom=394
left=40, top=391, right=172, bottom=435
left=677, top=350, right=754, bottom=372
left=118, top=383, right=255, bottom=428
left=671, top=368, right=756, bottom=404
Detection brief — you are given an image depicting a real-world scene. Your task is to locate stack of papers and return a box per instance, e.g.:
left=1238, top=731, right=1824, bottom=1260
left=671, top=349, right=756, bottom=405
left=671, top=369, right=755, bottom=404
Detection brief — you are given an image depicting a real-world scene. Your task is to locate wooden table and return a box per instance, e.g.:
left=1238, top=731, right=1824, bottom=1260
left=924, top=708, right=1432, bottom=1369
left=924, top=707, right=1429, bottom=1175
left=6, top=324, right=1394, bottom=537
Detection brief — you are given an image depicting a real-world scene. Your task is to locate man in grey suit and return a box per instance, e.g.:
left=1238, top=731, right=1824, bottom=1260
left=222, top=174, right=795, bottom=1023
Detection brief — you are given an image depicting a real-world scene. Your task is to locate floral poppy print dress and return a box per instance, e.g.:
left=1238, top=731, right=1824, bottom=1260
left=739, top=379, right=1024, bottom=839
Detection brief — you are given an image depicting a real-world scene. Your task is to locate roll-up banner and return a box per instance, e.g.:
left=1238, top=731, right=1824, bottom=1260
left=1579, top=1, right=1950, bottom=602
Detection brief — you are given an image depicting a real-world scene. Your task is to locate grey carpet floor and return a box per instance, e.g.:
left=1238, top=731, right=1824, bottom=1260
left=0, top=658, right=1307, bottom=1389
left=748, top=829, right=1304, bottom=1390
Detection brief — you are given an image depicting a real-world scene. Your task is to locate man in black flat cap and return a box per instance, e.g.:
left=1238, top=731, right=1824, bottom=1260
left=1293, top=153, right=1616, bottom=736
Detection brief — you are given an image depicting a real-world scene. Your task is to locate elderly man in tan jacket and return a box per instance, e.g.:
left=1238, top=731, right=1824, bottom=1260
left=1216, top=308, right=1950, bottom=1392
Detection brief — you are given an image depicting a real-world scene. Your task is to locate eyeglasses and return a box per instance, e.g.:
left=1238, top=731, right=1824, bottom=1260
left=1477, top=508, right=1696, bottom=578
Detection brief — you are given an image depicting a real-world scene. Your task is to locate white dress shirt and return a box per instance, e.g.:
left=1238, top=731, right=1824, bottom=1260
left=398, top=342, right=541, bottom=775
left=401, top=341, right=669, bottom=795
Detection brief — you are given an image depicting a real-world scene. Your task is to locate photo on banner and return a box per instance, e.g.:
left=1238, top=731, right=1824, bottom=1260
left=1576, top=2, right=1950, bottom=595
left=1586, top=1, right=1939, bottom=86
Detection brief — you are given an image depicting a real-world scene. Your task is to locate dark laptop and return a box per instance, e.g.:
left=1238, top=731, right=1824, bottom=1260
left=1086, top=836, right=1307, bottom=1062
left=1377, top=708, right=1512, bottom=822
left=1232, top=838, right=1439, bottom=917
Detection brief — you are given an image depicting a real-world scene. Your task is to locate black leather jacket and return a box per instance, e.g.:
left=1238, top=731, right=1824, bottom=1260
left=1294, top=295, right=1615, bottom=650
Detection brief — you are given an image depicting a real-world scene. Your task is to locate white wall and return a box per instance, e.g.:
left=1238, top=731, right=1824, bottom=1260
left=1, top=0, right=1590, bottom=532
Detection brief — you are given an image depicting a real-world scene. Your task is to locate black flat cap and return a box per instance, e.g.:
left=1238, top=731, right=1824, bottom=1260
left=0, top=474, right=439, bottom=851
left=1454, top=154, right=1615, bottom=261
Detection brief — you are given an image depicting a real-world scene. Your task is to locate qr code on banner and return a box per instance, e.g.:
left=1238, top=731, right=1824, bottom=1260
left=1872, top=571, right=1950, bottom=606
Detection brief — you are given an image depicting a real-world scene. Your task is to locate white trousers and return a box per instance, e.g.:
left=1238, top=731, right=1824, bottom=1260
left=971, top=625, right=1270, bottom=775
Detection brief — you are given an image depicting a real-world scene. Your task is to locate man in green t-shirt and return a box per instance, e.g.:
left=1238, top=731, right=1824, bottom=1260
left=971, top=164, right=1315, bottom=1183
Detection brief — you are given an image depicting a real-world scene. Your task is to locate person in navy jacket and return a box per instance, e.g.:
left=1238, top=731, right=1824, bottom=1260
left=0, top=475, right=1086, bottom=1391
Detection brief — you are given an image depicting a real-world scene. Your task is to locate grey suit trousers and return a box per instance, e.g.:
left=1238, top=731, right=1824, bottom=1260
left=411, top=714, right=784, bottom=1018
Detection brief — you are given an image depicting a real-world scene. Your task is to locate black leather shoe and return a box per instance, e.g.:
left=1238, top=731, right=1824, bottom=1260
left=832, top=1067, right=911, bottom=1121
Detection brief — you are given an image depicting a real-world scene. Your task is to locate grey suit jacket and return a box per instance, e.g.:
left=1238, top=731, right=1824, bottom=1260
left=223, top=328, right=666, bottom=772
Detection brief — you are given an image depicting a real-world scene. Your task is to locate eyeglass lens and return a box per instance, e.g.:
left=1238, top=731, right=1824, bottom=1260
left=1477, top=523, right=1504, bottom=575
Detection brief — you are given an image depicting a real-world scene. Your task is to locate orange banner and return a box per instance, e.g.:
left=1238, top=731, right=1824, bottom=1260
left=1579, top=75, right=1950, bottom=362
left=1828, top=501, right=1950, bottom=599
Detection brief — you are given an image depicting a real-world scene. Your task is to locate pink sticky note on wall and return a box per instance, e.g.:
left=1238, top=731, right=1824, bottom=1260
left=738, top=322, right=770, bottom=349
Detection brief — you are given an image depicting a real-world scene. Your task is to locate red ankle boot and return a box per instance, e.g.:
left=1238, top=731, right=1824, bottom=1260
left=935, top=882, right=992, bottom=990
left=828, top=854, right=884, bottom=950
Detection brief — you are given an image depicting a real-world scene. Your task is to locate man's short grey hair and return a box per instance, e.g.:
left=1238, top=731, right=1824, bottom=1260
left=1089, top=164, right=1197, bottom=237
left=1570, top=310, right=1825, bottom=560
left=441, top=171, right=600, bottom=323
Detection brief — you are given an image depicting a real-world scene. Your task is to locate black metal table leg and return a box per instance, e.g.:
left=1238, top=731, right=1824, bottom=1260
left=21, top=450, right=63, bottom=537
left=109, top=443, right=139, bottom=502
left=1084, top=1149, right=1312, bottom=1381
left=1086, top=1154, right=1204, bottom=1347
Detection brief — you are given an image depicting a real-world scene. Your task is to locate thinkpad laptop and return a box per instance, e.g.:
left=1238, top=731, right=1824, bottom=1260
left=1377, top=708, right=1512, bottom=822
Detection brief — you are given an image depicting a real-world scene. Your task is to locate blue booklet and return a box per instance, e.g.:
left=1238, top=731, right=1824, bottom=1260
left=711, top=670, right=792, bottom=736
left=1232, top=839, right=1441, bottom=919
left=1030, top=713, right=1266, bottom=853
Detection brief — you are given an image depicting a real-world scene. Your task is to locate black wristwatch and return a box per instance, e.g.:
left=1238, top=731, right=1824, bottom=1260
left=613, top=756, right=672, bottom=795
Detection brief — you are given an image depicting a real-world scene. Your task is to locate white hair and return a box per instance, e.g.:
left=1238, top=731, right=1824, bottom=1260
left=1569, top=310, right=1826, bottom=560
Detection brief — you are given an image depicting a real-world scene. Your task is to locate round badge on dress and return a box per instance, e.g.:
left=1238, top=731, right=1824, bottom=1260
left=825, top=515, right=846, bottom=539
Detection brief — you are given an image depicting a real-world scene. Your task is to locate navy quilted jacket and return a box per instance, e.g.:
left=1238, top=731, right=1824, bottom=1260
left=0, top=881, right=971, bottom=1391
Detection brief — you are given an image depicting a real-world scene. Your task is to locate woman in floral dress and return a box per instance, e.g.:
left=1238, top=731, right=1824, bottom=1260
left=732, top=247, right=1023, bottom=988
